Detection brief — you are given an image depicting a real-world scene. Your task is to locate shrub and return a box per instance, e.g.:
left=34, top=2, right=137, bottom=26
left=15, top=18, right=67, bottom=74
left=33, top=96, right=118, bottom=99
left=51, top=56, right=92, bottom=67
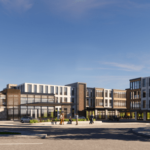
left=30, top=120, right=34, bottom=123
left=30, top=119, right=38, bottom=123
left=47, top=119, right=50, bottom=122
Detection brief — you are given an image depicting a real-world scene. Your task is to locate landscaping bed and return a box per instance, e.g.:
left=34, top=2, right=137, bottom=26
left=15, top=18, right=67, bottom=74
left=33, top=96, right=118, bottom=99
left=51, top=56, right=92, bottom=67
left=0, top=132, right=21, bottom=135
left=30, top=118, right=96, bottom=123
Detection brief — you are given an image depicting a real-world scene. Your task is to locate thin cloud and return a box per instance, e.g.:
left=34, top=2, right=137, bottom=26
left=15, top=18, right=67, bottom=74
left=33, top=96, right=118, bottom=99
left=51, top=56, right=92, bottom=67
left=103, top=62, right=144, bottom=71
left=44, top=0, right=116, bottom=16
left=0, top=0, right=33, bottom=12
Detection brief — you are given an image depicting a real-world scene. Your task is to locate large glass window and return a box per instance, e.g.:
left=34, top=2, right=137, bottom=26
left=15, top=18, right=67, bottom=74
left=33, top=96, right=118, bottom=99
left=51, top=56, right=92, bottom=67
left=45, top=86, right=48, bottom=93
left=86, top=89, right=89, bottom=96
left=105, top=91, right=108, bottom=97
left=35, top=95, right=41, bottom=103
left=71, top=88, right=74, bottom=96
left=60, top=87, right=62, bottom=95
left=143, top=101, right=146, bottom=108
left=143, top=79, right=146, bottom=87
left=105, top=100, right=107, bottom=106
left=28, top=84, right=32, bottom=93
left=50, top=86, right=54, bottom=94
left=42, top=96, right=47, bottom=103
left=86, top=99, right=89, bottom=106
left=55, top=87, right=58, bottom=95
left=28, top=95, right=34, bottom=103
left=34, top=85, right=37, bottom=93
left=39, top=85, right=43, bottom=93
left=130, top=81, right=141, bottom=89
left=114, top=92, right=126, bottom=98
left=143, top=90, right=146, bottom=98
left=96, top=90, right=103, bottom=97
left=109, top=100, right=112, bottom=106
left=48, top=96, right=54, bottom=103
left=64, top=98, right=67, bottom=103
left=64, top=87, right=67, bottom=95
left=114, top=100, right=126, bottom=107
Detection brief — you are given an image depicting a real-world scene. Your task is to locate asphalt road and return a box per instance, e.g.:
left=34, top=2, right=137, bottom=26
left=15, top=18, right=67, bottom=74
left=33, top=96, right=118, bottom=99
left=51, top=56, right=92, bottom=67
left=0, top=122, right=150, bottom=150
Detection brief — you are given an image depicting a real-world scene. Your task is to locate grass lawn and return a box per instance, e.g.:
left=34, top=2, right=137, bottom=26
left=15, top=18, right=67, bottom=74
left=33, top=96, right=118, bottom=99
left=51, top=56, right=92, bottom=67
left=0, top=132, right=21, bottom=134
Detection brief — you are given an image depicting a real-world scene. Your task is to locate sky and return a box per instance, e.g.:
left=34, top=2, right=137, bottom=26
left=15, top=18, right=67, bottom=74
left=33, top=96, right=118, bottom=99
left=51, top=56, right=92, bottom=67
left=0, top=0, right=150, bottom=90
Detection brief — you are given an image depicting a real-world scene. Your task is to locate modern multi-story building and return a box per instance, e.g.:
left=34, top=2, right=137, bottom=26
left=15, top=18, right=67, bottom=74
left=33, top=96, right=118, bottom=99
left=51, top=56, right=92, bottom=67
left=0, top=82, right=127, bottom=120
left=85, top=88, right=127, bottom=119
left=127, top=76, right=150, bottom=121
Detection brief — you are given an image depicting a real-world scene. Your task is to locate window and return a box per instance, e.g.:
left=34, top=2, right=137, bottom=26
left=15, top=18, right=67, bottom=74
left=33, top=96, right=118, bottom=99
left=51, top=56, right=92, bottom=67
left=114, top=100, right=126, bottom=107
left=109, top=91, right=112, bottom=97
left=114, top=92, right=126, bottom=98
left=64, top=87, right=67, bottom=95
left=86, top=89, right=89, bottom=96
left=130, top=81, right=141, bottom=89
left=34, top=85, right=37, bottom=93
left=71, top=88, right=74, bottom=96
left=72, top=98, right=74, bottom=103
left=109, top=100, right=112, bottom=106
left=60, top=87, right=62, bottom=95
left=39, top=85, right=43, bottom=93
left=55, top=87, right=58, bottom=95
left=90, top=90, right=93, bottom=97
left=45, top=86, right=48, bottom=93
left=143, top=101, right=146, bottom=108
left=60, top=97, right=62, bottom=103
left=105, top=100, right=107, bottom=106
left=105, top=91, right=108, bottom=97
left=143, top=90, right=146, bottom=98
left=86, top=99, right=89, bottom=106
left=50, top=86, right=54, bottom=94
left=149, top=78, right=150, bottom=86
left=95, top=99, right=104, bottom=106
left=55, top=97, right=58, bottom=103
left=28, top=84, right=32, bottom=93
left=72, top=108, right=74, bottom=118
left=90, top=99, right=93, bottom=107
left=48, top=96, right=54, bottom=103
left=143, top=79, right=146, bottom=87
left=64, top=98, right=67, bottom=103
left=96, top=90, right=103, bottom=97
left=130, top=82, right=133, bottom=90
left=149, top=89, right=150, bottom=97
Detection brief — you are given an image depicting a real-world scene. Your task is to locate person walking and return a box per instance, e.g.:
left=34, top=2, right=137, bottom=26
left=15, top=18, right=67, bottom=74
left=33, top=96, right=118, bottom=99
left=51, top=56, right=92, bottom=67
left=69, top=116, right=72, bottom=124
left=62, top=113, right=64, bottom=125
left=89, top=113, right=94, bottom=124
left=60, top=113, right=63, bottom=125
left=76, top=114, right=78, bottom=125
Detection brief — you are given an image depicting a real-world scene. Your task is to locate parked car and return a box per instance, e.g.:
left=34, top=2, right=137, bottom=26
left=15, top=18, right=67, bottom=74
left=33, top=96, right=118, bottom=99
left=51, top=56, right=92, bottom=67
left=20, top=116, right=33, bottom=123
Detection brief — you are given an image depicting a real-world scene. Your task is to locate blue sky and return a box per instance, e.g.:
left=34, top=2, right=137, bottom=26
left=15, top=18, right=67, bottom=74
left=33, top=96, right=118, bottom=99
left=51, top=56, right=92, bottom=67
left=0, top=0, right=150, bottom=90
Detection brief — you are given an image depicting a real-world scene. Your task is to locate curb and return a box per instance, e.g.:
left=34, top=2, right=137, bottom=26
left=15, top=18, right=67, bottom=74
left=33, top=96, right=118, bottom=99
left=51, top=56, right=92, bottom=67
left=0, top=134, right=47, bottom=139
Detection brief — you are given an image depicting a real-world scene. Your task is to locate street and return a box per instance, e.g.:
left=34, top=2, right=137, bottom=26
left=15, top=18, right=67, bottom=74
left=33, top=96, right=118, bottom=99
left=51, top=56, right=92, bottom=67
left=0, top=122, right=150, bottom=150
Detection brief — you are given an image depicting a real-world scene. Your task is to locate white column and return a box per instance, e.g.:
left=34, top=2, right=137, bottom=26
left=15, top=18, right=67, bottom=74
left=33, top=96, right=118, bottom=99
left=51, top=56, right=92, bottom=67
left=35, top=109, right=37, bottom=119
left=30, top=109, right=32, bottom=117
left=105, top=109, right=108, bottom=120
left=135, top=112, right=137, bottom=121
left=115, top=110, right=118, bottom=117
left=143, top=112, right=146, bottom=121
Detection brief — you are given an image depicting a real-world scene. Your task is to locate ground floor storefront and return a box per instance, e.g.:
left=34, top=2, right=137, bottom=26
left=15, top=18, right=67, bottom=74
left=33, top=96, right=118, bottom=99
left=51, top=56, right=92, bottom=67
left=6, top=104, right=75, bottom=120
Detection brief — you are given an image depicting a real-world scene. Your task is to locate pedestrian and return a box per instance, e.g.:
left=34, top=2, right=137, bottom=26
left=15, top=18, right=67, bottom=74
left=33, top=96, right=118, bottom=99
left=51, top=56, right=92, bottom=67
left=76, top=114, right=78, bottom=125
left=60, top=113, right=63, bottom=125
left=69, top=116, right=72, bottom=124
left=62, top=113, right=64, bottom=125
left=89, top=113, right=94, bottom=124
